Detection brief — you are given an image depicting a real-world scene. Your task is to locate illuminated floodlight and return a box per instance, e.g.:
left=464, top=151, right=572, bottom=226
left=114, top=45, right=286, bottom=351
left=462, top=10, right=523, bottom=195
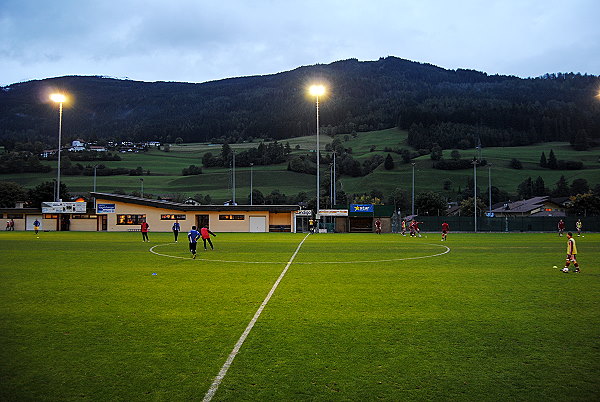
left=50, top=93, right=67, bottom=103
left=309, top=85, right=325, bottom=97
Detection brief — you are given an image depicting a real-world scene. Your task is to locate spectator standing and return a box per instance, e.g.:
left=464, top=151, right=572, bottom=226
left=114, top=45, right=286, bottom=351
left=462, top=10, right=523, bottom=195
left=141, top=221, right=150, bottom=242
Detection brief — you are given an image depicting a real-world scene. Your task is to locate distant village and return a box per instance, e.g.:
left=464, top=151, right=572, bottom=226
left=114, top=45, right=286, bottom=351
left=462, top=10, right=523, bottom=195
left=41, top=140, right=161, bottom=158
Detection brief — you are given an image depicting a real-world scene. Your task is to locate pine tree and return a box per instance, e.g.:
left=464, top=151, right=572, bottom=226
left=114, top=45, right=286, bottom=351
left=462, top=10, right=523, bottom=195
left=539, top=152, right=547, bottom=168
left=551, top=175, right=570, bottom=197
left=384, top=153, right=394, bottom=170
left=517, top=177, right=533, bottom=199
left=533, top=176, right=546, bottom=196
left=547, top=149, right=558, bottom=169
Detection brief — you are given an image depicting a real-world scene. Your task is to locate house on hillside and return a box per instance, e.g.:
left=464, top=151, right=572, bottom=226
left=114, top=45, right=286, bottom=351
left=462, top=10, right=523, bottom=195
left=69, top=140, right=86, bottom=152
left=40, top=149, right=57, bottom=158
left=491, top=196, right=566, bottom=217
left=88, top=145, right=107, bottom=152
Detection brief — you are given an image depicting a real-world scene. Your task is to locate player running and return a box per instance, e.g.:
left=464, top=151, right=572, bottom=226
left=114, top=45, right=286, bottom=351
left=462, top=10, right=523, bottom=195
left=409, top=220, right=417, bottom=237
left=375, top=218, right=382, bottom=234
left=557, top=219, right=565, bottom=237
left=172, top=220, right=181, bottom=242
left=576, top=219, right=583, bottom=236
left=441, top=222, right=449, bottom=241
left=401, top=220, right=406, bottom=236
left=413, top=220, right=423, bottom=237
left=563, top=232, right=580, bottom=273
left=188, top=225, right=201, bottom=259
left=201, top=225, right=217, bottom=250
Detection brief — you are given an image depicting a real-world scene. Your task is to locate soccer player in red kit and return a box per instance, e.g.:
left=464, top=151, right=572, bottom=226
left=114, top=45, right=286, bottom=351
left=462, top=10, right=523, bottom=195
left=140, top=221, right=150, bottom=242
left=441, top=222, right=449, bottom=241
left=557, top=219, right=565, bottom=237
left=200, top=225, right=217, bottom=250
left=414, top=220, right=423, bottom=237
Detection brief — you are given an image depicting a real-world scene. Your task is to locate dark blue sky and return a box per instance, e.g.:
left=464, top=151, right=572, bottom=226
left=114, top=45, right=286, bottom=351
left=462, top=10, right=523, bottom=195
left=1, top=0, right=599, bottom=86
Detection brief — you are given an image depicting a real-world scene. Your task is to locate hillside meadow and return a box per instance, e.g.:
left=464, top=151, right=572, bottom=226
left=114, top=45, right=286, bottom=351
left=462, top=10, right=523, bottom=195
left=1, top=128, right=598, bottom=202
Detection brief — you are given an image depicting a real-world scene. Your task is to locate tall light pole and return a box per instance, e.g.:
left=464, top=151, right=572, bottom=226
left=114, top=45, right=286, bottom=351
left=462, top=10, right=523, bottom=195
left=250, top=163, right=253, bottom=206
left=411, top=162, right=416, bottom=216
left=93, top=165, right=98, bottom=193
left=472, top=159, right=478, bottom=232
left=232, top=151, right=236, bottom=205
left=332, top=151, right=336, bottom=206
left=50, top=93, right=66, bottom=201
left=488, top=164, right=492, bottom=214
left=310, top=85, right=325, bottom=221
left=140, top=178, right=144, bottom=198
left=329, top=162, right=333, bottom=208
left=93, top=164, right=98, bottom=209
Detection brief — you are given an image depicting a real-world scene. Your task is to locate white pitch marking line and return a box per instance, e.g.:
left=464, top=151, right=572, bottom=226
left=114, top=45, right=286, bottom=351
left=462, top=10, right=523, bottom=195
left=202, top=233, right=310, bottom=402
left=149, top=242, right=450, bottom=265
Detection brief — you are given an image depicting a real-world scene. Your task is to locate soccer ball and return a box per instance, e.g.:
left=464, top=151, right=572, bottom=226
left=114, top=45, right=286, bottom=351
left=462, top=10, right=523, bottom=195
left=553, top=266, right=558, bottom=269
left=562, top=267, right=569, bottom=273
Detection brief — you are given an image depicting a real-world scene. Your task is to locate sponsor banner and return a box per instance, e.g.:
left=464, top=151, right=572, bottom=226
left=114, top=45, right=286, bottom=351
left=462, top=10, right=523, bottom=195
left=96, top=203, right=116, bottom=214
left=318, top=209, right=348, bottom=216
left=350, top=204, right=374, bottom=213
left=42, top=201, right=87, bottom=214
left=295, top=210, right=312, bottom=216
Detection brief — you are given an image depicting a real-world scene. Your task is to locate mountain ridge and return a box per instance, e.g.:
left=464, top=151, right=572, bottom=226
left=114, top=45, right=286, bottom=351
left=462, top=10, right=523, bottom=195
left=1, top=56, right=598, bottom=150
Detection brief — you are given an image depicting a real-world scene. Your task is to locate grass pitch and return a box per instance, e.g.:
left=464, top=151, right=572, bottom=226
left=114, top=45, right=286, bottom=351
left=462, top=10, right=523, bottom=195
left=1, top=231, right=599, bottom=401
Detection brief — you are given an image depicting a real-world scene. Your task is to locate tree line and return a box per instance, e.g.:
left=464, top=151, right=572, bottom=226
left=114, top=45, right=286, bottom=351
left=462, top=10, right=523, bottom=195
left=1, top=58, right=598, bottom=151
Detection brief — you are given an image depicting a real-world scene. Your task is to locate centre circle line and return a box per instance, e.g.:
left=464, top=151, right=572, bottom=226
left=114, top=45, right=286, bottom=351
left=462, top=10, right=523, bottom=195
left=202, top=233, right=310, bottom=402
left=149, top=242, right=450, bottom=264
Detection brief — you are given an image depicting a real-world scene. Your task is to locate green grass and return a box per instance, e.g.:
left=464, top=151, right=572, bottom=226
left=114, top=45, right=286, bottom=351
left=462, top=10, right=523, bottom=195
left=1, top=129, right=599, bottom=201
left=1, top=232, right=599, bottom=400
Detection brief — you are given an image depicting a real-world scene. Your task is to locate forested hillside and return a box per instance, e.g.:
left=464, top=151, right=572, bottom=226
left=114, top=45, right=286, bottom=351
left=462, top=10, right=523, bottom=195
left=1, top=56, right=599, bottom=150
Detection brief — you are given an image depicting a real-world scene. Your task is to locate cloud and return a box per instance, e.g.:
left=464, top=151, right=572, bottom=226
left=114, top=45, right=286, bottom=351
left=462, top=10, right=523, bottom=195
left=0, top=0, right=598, bottom=86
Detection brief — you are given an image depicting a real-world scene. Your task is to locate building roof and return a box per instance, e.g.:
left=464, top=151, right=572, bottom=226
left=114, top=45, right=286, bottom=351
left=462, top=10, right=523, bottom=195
left=491, top=196, right=555, bottom=214
left=91, top=192, right=300, bottom=213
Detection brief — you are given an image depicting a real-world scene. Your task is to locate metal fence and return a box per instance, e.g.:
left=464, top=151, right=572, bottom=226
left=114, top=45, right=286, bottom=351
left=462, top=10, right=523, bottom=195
left=404, top=216, right=599, bottom=233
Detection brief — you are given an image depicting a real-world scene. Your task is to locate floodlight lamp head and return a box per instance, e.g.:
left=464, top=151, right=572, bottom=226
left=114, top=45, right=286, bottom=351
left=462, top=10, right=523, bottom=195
left=309, top=85, right=325, bottom=97
left=50, top=93, right=66, bottom=103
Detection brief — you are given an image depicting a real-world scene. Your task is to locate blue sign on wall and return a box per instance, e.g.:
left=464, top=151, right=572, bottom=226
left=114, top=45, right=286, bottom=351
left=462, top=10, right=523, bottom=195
left=97, top=203, right=116, bottom=213
left=350, top=204, right=374, bottom=213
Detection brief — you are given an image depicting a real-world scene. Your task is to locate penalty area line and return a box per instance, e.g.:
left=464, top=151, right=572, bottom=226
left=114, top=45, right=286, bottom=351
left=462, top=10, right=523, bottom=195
left=202, top=233, right=311, bottom=402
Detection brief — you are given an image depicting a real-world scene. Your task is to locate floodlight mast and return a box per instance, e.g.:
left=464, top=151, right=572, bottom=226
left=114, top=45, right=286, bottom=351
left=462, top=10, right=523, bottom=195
left=309, top=85, right=325, bottom=225
left=250, top=163, right=254, bottom=206
left=411, top=162, right=416, bottom=216
left=50, top=94, right=66, bottom=201
left=473, top=158, right=478, bottom=232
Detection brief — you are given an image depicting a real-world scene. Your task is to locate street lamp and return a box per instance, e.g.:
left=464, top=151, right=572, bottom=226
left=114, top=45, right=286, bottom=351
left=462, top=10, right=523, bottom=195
left=93, top=164, right=98, bottom=209
left=232, top=151, right=236, bottom=205
left=50, top=93, right=66, bottom=201
left=332, top=151, right=336, bottom=206
left=411, top=162, right=416, bottom=216
left=310, top=84, right=325, bottom=222
left=250, top=163, right=254, bottom=206
left=472, top=158, right=478, bottom=232
left=93, top=165, right=98, bottom=193
left=488, top=164, right=492, bottom=214
left=329, top=162, right=333, bottom=208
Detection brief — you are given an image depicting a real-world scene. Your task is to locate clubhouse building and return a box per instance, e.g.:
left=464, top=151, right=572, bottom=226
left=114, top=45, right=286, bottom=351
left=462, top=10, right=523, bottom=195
left=92, top=193, right=299, bottom=233
left=1, top=193, right=395, bottom=233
